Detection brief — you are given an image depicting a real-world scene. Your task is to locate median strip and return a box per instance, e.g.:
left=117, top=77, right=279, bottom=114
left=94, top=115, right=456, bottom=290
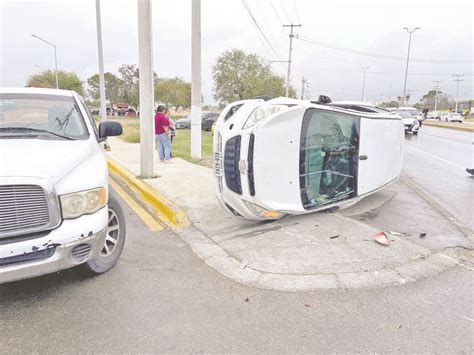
left=107, top=158, right=189, bottom=230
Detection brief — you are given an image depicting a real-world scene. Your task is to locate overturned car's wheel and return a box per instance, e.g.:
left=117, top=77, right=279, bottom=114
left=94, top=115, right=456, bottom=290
left=81, top=193, right=126, bottom=275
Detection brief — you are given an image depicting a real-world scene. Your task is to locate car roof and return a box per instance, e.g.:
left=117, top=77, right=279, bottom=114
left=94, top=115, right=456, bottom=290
left=0, top=87, right=74, bottom=97
left=330, top=100, right=377, bottom=107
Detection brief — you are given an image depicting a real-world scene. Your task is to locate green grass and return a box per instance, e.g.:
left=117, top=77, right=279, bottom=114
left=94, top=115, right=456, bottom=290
left=109, top=118, right=213, bottom=167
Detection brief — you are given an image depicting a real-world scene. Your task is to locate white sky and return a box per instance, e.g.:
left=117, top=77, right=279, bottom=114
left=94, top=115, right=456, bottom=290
left=1, top=0, right=473, bottom=104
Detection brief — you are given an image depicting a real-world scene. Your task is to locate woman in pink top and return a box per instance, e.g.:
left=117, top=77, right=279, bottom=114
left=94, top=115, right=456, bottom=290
left=154, top=105, right=171, bottom=161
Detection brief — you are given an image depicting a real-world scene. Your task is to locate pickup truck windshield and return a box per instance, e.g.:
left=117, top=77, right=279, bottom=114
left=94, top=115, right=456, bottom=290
left=0, top=93, right=88, bottom=139
left=299, top=109, right=359, bottom=209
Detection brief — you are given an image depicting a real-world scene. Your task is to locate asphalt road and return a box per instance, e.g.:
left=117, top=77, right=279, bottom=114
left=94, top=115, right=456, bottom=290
left=403, top=125, right=474, bottom=230
left=1, top=187, right=473, bottom=353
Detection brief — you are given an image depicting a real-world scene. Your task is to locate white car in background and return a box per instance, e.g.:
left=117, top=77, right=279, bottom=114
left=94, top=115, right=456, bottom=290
left=213, top=96, right=404, bottom=221
left=397, top=106, right=423, bottom=122
left=0, top=87, right=126, bottom=284
left=440, top=112, right=464, bottom=123
left=397, top=112, right=420, bottom=134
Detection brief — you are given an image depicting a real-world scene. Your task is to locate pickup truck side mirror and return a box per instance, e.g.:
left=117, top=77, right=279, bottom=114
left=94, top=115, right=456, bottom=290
left=98, top=121, right=123, bottom=142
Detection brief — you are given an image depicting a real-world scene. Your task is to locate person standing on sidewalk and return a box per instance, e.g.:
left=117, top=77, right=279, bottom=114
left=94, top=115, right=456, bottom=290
left=165, top=107, right=176, bottom=157
left=155, top=105, right=171, bottom=162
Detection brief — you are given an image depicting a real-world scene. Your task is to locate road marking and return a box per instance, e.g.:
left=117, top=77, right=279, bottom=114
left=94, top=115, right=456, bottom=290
left=109, top=178, right=164, bottom=232
left=404, top=145, right=467, bottom=171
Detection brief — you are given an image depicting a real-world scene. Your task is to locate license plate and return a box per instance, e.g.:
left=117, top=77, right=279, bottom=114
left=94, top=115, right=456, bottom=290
left=214, top=152, right=223, bottom=176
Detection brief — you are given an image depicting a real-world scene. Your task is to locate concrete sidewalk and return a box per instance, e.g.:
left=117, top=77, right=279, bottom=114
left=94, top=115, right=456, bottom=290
left=107, top=137, right=471, bottom=291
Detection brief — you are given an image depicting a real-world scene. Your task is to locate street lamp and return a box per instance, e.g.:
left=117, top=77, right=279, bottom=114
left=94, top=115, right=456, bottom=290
left=31, top=34, right=58, bottom=89
left=401, top=27, right=420, bottom=106
left=361, top=66, right=369, bottom=102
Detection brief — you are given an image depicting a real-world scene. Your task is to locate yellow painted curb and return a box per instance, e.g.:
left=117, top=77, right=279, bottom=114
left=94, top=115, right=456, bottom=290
left=423, top=121, right=474, bottom=133
left=107, top=158, right=189, bottom=230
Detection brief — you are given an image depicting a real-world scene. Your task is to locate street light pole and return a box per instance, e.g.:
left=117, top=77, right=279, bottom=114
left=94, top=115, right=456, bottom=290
left=452, top=74, right=464, bottom=112
left=361, top=66, right=369, bottom=102
left=31, top=34, right=59, bottom=89
left=433, top=80, right=443, bottom=111
left=95, top=0, right=107, bottom=122
left=401, top=27, right=420, bottom=106
left=191, top=0, right=202, bottom=159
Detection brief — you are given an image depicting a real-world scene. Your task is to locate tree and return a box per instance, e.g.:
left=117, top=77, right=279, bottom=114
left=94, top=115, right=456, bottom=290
left=26, top=70, right=84, bottom=95
left=117, top=64, right=140, bottom=107
left=379, top=100, right=400, bottom=108
left=154, top=77, right=191, bottom=108
left=212, top=49, right=295, bottom=104
left=87, top=72, right=124, bottom=107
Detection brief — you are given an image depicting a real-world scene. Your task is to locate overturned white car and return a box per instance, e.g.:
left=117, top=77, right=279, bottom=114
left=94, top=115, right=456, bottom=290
left=213, top=96, right=404, bottom=220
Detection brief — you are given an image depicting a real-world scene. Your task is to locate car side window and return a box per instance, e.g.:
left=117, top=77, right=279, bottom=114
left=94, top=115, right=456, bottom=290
left=77, top=96, right=99, bottom=140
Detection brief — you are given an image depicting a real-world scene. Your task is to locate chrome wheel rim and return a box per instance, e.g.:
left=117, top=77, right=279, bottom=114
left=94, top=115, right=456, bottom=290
left=100, top=209, right=120, bottom=257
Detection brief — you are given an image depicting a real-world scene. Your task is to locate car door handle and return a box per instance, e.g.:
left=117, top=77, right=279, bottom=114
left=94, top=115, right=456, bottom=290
left=359, top=155, right=368, bottom=160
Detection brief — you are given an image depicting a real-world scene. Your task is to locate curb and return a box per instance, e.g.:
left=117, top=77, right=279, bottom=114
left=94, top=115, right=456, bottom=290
left=423, top=121, right=474, bottom=132
left=107, top=158, right=189, bottom=230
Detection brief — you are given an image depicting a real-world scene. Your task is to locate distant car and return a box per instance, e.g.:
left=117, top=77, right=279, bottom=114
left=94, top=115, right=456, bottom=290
left=397, top=112, right=420, bottom=134
left=175, top=113, right=220, bottom=130
left=213, top=96, right=404, bottom=220
left=175, top=115, right=191, bottom=129
left=397, top=107, right=423, bottom=121
left=328, top=101, right=391, bottom=114
left=201, top=112, right=220, bottom=131
left=440, top=112, right=463, bottom=123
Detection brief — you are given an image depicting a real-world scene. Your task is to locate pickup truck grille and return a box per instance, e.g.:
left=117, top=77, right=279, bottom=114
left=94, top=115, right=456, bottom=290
left=0, top=185, right=51, bottom=235
left=224, top=135, right=242, bottom=194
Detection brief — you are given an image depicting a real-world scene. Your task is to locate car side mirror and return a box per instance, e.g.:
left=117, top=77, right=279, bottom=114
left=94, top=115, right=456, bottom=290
left=98, top=121, right=123, bottom=142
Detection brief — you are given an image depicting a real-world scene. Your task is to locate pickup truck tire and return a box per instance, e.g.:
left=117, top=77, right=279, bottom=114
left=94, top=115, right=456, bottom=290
left=81, top=193, right=126, bottom=275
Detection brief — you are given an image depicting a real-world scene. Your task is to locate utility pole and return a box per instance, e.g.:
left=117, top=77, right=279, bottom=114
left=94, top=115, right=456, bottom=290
left=137, top=0, right=155, bottom=178
left=433, top=80, right=443, bottom=111
left=452, top=74, right=464, bottom=112
left=300, top=76, right=307, bottom=99
left=95, top=0, right=107, bottom=122
left=401, top=27, right=420, bottom=106
left=361, top=66, right=369, bottom=102
left=283, top=24, right=301, bottom=97
left=191, top=0, right=202, bottom=159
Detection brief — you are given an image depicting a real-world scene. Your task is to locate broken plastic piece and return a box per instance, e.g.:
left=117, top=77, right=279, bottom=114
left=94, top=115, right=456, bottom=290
left=374, top=231, right=390, bottom=246
left=420, top=233, right=427, bottom=238
left=330, top=235, right=340, bottom=239
left=389, top=231, right=401, bottom=236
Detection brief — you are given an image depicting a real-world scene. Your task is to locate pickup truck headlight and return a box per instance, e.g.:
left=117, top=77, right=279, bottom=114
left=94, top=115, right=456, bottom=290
left=243, top=105, right=288, bottom=129
left=243, top=200, right=284, bottom=219
left=60, top=187, right=107, bottom=219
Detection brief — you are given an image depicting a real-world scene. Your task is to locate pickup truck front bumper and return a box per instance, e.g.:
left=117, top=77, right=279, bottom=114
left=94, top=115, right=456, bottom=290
left=0, top=207, right=108, bottom=284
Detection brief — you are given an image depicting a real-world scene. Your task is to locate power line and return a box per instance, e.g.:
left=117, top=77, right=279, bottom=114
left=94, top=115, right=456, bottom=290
left=270, top=1, right=284, bottom=25
left=292, top=0, right=301, bottom=24
left=292, top=65, right=474, bottom=76
left=298, top=36, right=473, bottom=64
left=279, top=0, right=292, bottom=23
left=240, top=0, right=284, bottom=66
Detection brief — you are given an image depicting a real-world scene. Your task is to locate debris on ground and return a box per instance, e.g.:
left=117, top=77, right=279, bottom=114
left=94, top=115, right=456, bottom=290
left=420, top=233, right=427, bottom=238
left=397, top=325, right=402, bottom=329
left=389, top=231, right=402, bottom=236
left=330, top=235, right=340, bottom=239
left=374, top=231, right=391, bottom=246
left=304, top=304, right=311, bottom=308
left=244, top=297, right=249, bottom=302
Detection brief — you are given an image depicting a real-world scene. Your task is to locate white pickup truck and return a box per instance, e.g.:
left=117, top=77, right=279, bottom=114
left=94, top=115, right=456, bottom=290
left=0, top=87, right=125, bottom=284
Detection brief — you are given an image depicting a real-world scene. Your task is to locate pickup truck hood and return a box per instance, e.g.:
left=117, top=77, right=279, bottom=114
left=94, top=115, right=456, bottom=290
left=0, top=139, right=93, bottom=183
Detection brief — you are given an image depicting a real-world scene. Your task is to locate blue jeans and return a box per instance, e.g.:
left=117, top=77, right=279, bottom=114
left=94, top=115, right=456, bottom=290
left=155, top=133, right=171, bottom=160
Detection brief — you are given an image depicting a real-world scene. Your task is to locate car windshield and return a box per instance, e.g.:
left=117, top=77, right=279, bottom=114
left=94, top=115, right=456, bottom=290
left=398, top=112, right=414, bottom=119
left=299, top=109, right=359, bottom=209
left=0, top=93, right=88, bottom=139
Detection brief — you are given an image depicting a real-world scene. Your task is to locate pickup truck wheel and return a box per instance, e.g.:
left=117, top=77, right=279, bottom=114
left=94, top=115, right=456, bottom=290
left=81, top=193, right=126, bottom=275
